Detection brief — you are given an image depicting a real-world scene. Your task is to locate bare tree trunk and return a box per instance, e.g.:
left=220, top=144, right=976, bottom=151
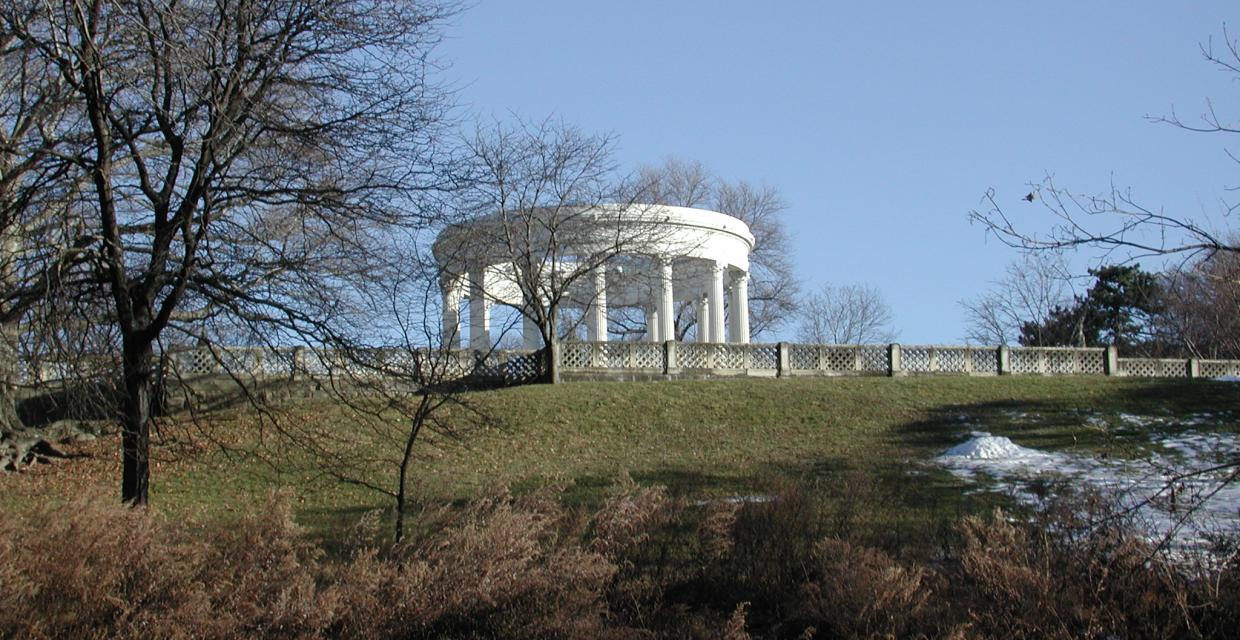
left=0, top=228, right=24, bottom=438
left=393, top=395, right=431, bottom=544
left=120, top=333, right=153, bottom=505
left=0, top=329, right=20, bottom=435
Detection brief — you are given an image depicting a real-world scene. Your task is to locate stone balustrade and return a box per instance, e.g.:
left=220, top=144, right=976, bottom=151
left=21, top=342, right=1240, bottom=385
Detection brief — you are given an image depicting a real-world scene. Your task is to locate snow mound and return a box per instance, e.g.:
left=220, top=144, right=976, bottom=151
left=936, top=426, right=1240, bottom=561
left=941, top=433, right=1046, bottom=460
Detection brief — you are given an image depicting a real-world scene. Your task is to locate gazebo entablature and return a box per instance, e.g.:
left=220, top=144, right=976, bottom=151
left=433, top=204, right=756, bottom=351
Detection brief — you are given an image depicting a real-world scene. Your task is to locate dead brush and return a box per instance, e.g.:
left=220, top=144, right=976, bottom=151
left=795, top=538, right=933, bottom=639
left=0, top=491, right=332, bottom=639
left=590, top=476, right=670, bottom=560
left=953, top=505, right=1211, bottom=639
left=328, top=488, right=619, bottom=639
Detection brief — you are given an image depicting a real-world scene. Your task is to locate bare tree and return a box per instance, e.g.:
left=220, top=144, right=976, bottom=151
left=6, top=0, right=457, bottom=504
left=0, top=2, right=106, bottom=470
left=966, top=25, right=1240, bottom=522
left=796, top=282, right=896, bottom=345
left=632, top=157, right=799, bottom=340
left=1156, top=249, right=1240, bottom=358
left=970, top=28, right=1240, bottom=264
left=440, top=118, right=664, bottom=383
left=257, top=239, right=501, bottom=543
left=960, top=253, right=1076, bottom=345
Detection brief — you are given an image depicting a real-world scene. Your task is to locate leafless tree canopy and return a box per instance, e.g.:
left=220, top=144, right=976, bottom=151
left=2, top=0, right=458, bottom=503
left=796, top=282, right=896, bottom=345
left=445, top=117, right=655, bottom=382
left=960, top=254, right=1076, bottom=346
left=632, top=158, right=799, bottom=340
left=971, top=28, right=1240, bottom=265
left=1155, top=248, right=1240, bottom=359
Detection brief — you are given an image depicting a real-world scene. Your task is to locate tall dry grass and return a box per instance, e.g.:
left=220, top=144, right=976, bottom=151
left=2, top=479, right=1239, bottom=639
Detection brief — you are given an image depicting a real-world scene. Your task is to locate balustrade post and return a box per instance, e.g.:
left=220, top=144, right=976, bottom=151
left=663, top=340, right=677, bottom=375
left=776, top=342, right=790, bottom=378
left=1104, top=346, right=1119, bottom=376
left=997, top=346, right=1010, bottom=375
left=888, top=343, right=903, bottom=377
left=1187, top=358, right=1200, bottom=379
left=292, top=346, right=306, bottom=380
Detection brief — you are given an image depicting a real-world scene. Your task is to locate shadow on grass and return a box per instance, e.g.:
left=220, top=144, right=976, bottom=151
left=282, top=377, right=1240, bottom=546
left=895, top=378, right=1240, bottom=459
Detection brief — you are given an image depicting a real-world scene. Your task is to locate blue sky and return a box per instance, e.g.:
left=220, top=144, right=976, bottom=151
left=437, top=1, right=1238, bottom=343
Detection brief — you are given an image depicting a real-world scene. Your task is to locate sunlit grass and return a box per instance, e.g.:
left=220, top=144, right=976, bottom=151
left=4, top=376, right=1237, bottom=541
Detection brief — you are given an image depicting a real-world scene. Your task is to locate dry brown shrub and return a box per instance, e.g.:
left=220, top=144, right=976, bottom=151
left=954, top=507, right=1205, bottom=639
left=725, top=482, right=825, bottom=605
left=697, top=499, right=741, bottom=562
left=720, top=601, right=751, bottom=640
left=329, top=491, right=619, bottom=639
left=0, top=492, right=184, bottom=639
left=0, top=492, right=330, bottom=639
left=590, top=477, right=669, bottom=560
left=796, top=538, right=931, bottom=639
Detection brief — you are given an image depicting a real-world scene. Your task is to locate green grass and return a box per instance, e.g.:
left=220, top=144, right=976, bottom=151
left=7, top=375, right=1239, bottom=542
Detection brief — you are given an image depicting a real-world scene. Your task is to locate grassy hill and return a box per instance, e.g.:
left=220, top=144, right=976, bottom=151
left=6, top=375, right=1237, bottom=540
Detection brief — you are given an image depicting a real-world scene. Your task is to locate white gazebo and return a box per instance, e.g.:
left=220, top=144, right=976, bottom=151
left=432, top=204, right=755, bottom=350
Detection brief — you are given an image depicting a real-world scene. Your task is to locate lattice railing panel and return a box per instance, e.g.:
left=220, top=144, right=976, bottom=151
left=630, top=343, right=664, bottom=370
left=715, top=344, right=746, bottom=369
left=789, top=344, right=818, bottom=370
left=471, top=352, right=502, bottom=378
left=969, top=348, right=999, bottom=373
left=1119, top=358, right=1187, bottom=378
left=679, top=343, right=711, bottom=369
left=934, top=347, right=969, bottom=373
left=822, top=346, right=858, bottom=373
left=1008, top=347, right=1106, bottom=375
left=599, top=343, right=632, bottom=369
left=1044, top=350, right=1080, bottom=375
left=171, top=349, right=218, bottom=376
left=560, top=343, right=592, bottom=369
left=1201, top=360, right=1240, bottom=378
left=859, top=346, right=888, bottom=373
left=902, top=347, right=931, bottom=373
left=750, top=344, right=778, bottom=370
left=1008, top=349, right=1042, bottom=375
left=502, top=351, right=543, bottom=382
left=1078, top=350, right=1105, bottom=374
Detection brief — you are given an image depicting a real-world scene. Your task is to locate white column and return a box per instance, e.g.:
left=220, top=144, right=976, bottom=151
left=695, top=294, right=710, bottom=343
left=647, top=306, right=660, bottom=342
left=468, top=267, right=490, bottom=352
left=708, top=261, right=726, bottom=343
left=441, top=275, right=462, bottom=349
left=729, top=271, right=750, bottom=344
left=587, top=268, right=608, bottom=342
left=522, top=308, right=541, bottom=349
left=658, top=258, right=675, bottom=342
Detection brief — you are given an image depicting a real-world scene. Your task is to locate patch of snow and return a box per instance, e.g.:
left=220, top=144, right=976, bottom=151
left=694, top=495, right=774, bottom=507
left=1084, top=415, right=1109, bottom=429
left=1120, top=413, right=1158, bottom=427
left=1215, top=375, right=1240, bottom=382
left=937, top=429, right=1240, bottom=559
